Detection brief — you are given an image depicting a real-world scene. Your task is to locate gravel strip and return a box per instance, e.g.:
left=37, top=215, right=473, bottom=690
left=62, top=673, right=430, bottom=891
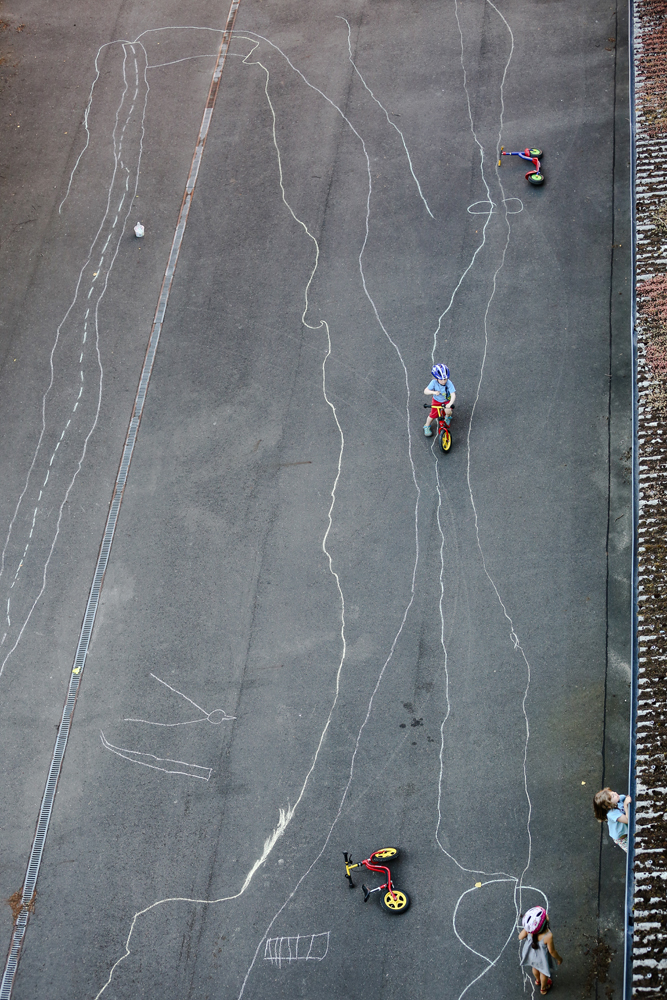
left=632, top=1, right=667, bottom=995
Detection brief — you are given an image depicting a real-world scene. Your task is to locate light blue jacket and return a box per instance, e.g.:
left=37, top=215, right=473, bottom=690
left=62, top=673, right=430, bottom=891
left=607, top=793, right=629, bottom=840
left=427, top=378, right=456, bottom=403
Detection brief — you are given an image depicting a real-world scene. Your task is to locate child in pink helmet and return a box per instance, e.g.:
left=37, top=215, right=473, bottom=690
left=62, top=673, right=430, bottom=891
left=518, top=906, right=563, bottom=995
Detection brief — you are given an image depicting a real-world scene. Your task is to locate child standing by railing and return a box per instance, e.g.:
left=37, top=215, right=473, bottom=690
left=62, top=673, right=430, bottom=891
left=594, top=788, right=631, bottom=852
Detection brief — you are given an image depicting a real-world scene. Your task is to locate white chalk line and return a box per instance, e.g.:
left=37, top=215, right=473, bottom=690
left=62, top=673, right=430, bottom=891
left=0, top=16, right=244, bottom=1000
left=100, top=731, right=213, bottom=780
left=452, top=879, right=546, bottom=1000
left=123, top=672, right=236, bottom=726
left=66, top=15, right=540, bottom=1000
left=234, top=28, right=429, bottom=1000
left=9, top=21, right=528, bottom=1000
left=1, top=44, right=130, bottom=591
left=429, top=14, right=500, bottom=362
left=430, top=2, right=545, bottom=996
left=3, top=44, right=135, bottom=595
left=93, top=25, right=432, bottom=1000
left=237, top=32, right=349, bottom=834
left=461, top=0, right=539, bottom=895
left=57, top=24, right=236, bottom=210
left=0, top=44, right=149, bottom=681
left=3, top=20, right=247, bottom=1000
left=93, top=804, right=293, bottom=999
left=90, top=28, right=345, bottom=997
left=148, top=54, right=220, bottom=69
left=263, top=931, right=330, bottom=967
left=467, top=197, right=523, bottom=215
left=339, top=16, right=434, bottom=218
left=432, top=0, right=514, bottom=868
left=0, top=27, right=229, bottom=673
left=1, top=43, right=142, bottom=643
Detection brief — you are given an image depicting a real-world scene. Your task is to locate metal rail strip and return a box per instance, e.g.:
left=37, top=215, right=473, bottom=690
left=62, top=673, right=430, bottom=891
left=626, top=0, right=638, bottom=993
left=627, top=2, right=667, bottom=996
left=0, top=2, right=240, bottom=996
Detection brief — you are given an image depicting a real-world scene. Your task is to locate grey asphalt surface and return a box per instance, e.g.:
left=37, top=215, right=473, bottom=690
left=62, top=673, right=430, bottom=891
left=0, top=1, right=631, bottom=999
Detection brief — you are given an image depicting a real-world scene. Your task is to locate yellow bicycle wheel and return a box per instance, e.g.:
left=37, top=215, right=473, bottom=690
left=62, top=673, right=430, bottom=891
left=440, top=427, right=451, bottom=453
left=370, top=847, right=399, bottom=861
left=380, top=889, right=410, bottom=914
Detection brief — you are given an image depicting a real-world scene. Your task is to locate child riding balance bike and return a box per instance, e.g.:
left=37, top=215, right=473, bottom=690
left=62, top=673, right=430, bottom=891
left=424, top=363, right=456, bottom=452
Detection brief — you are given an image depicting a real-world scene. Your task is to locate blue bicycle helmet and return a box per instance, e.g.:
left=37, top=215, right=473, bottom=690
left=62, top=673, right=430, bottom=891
left=431, top=364, right=450, bottom=381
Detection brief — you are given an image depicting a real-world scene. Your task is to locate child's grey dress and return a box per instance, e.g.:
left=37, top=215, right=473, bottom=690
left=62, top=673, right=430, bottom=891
left=520, top=936, right=556, bottom=977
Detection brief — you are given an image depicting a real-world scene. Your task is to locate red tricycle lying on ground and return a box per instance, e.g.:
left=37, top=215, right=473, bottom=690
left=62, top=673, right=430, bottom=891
left=343, top=847, right=410, bottom=914
left=499, top=146, right=544, bottom=185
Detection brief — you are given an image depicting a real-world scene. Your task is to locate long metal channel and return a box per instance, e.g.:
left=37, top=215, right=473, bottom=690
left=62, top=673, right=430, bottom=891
left=626, top=1, right=667, bottom=996
left=625, top=0, right=638, bottom=995
left=0, top=2, right=240, bottom=996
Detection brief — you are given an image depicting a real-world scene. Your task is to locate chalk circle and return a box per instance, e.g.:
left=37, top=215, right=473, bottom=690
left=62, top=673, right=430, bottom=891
left=208, top=709, right=231, bottom=724
left=467, top=201, right=495, bottom=215
left=467, top=199, right=524, bottom=216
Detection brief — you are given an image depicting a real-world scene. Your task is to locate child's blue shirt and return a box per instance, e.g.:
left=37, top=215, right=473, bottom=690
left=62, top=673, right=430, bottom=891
left=428, top=378, right=456, bottom=403
left=607, top=793, right=629, bottom=840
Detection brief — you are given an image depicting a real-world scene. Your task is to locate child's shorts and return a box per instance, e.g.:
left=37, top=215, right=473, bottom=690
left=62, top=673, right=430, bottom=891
left=429, top=400, right=450, bottom=420
left=614, top=835, right=628, bottom=854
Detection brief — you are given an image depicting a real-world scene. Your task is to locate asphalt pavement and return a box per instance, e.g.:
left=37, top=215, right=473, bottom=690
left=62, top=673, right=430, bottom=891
left=0, top=1, right=631, bottom=998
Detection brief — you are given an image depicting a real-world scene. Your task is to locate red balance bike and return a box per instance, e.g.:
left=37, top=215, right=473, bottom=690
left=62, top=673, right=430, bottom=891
left=343, top=847, right=410, bottom=914
left=499, top=146, right=544, bottom=185
left=423, top=401, right=453, bottom=453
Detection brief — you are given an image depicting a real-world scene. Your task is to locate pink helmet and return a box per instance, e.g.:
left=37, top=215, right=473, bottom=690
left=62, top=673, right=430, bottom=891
left=522, top=906, right=547, bottom=934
